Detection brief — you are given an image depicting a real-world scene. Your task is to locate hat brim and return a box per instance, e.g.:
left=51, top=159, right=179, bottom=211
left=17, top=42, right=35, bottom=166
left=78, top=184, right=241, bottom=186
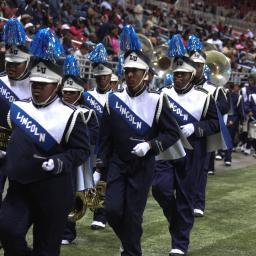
left=123, top=62, right=148, bottom=70
left=94, top=71, right=112, bottom=76
left=30, top=76, right=58, bottom=83
left=5, top=56, right=28, bottom=63
left=62, top=87, right=81, bottom=92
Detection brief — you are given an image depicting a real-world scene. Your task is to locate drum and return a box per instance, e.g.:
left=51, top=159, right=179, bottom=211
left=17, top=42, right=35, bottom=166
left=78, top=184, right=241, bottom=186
left=248, top=121, right=256, bottom=139
left=0, top=126, right=11, bottom=151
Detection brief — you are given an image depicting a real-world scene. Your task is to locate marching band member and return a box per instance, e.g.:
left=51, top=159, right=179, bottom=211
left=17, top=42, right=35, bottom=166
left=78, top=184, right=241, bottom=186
left=83, top=43, right=112, bottom=230
left=110, top=73, right=120, bottom=92
left=187, top=35, right=231, bottom=217
left=245, top=74, right=256, bottom=157
left=0, top=28, right=90, bottom=256
left=240, top=73, right=256, bottom=155
left=152, top=34, right=220, bottom=256
left=61, top=55, right=99, bottom=244
left=224, top=81, right=245, bottom=165
left=97, top=25, right=186, bottom=256
left=0, top=18, right=31, bottom=205
left=187, top=35, right=230, bottom=175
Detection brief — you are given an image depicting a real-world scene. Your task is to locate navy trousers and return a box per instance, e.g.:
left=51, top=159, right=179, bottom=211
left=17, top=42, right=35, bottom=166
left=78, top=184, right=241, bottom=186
left=152, top=158, right=193, bottom=254
left=105, top=154, right=154, bottom=256
left=0, top=174, right=74, bottom=256
left=152, top=141, right=207, bottom=253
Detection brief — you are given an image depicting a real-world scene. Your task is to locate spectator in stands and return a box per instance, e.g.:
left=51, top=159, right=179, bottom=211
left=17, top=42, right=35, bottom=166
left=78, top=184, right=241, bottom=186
left=102, top=24, right=119, bottom=59
left=206, top=32, right=223, bottom=51
left=74, top=41, right=94, bottom=60
left=24, top=22, right=35, bottom=43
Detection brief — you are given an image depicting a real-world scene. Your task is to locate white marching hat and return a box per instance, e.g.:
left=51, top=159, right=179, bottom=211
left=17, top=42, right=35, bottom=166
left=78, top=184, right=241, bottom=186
left=111, top=73, right=118, bottom=82
left=30, top=60, right=62, bottom=84
left=173, top=56, right=197, bottom=75
left=190, top=51, right=206, bottom=64
left=5, top=45, right=30, bottom=63
left=123, top=50, right=150, bottom=70
left=62, top=76, right=84, bottom=92
left=92, top=63, right=113, bottom=76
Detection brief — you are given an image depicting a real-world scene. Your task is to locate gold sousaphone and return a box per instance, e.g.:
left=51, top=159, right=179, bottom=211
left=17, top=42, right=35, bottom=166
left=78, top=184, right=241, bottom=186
left=205, top=50, right=231, bottom=87
left=137, top=34, right=171, bottom=77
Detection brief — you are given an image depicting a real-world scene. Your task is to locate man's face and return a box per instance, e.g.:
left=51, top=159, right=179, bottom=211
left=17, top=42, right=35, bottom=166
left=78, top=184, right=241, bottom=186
left=62, top=90, right=81, bottom=104
left=31, top=82, right=58, bottom=103
left=173, top=71, right=193, bottom=89
left=248, top=77, right=256, bottom=87
left=194, top=62, right=205, bottom=80
left=95, top=74, right=111, bottom=90
left=124, top=68, right=146, bottom=89
left=6, top=61, right=27, bottom=79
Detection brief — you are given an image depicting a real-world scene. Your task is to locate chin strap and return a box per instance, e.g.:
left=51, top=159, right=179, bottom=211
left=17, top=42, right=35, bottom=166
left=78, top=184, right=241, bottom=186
left=6, top=57, right=30, bottom=81
left=31, top=83, right=60, bottom=107
left=130, top=68, right=149, bottom=92
left=69, top=91, right=82, bottom=105
left=174, top=73, right=194, bottom=92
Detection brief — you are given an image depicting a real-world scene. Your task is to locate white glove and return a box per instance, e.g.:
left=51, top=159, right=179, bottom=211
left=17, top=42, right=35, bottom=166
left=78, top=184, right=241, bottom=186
left=42, top=159, right=54, bottom=172
left=93, top=171, right=101, bottom=185
left=131, top=142, right=151, bottom=157
left=0, top=150, right=6, bottom=159
left=180, top=123, right=195, bottom=138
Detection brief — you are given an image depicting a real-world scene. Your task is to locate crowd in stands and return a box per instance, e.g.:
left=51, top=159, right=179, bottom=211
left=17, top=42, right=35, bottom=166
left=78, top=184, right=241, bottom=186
left=1, top=0, right=256, bottom=78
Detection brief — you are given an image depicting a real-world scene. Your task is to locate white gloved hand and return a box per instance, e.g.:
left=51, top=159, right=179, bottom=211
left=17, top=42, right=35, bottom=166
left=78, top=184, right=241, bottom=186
left=42, top=159, right=54, bottom=172
left=93, top=171, right=101, bottom=185
left=180, top=123, right=195, bottom=138
left=131, top=142, right=151, bottom=157
left=0, top=150, right=6, bottom=159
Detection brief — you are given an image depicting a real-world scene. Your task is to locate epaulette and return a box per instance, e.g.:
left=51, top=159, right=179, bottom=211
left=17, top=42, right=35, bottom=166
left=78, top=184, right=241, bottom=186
left=79, top=104, right=90, bottom=111
left=194, top=85, right=209, bottom=94
left=60, top=99, right=77, bottom=110
left=147, top=87, right=160, bottom=94
left=206, top=80, right=218, bottom=87
left=0, top=71, right=7, bottom=77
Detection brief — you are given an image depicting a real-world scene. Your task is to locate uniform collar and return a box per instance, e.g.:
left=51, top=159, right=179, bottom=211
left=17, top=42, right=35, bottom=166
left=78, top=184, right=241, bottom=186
left=126, top=85, right=146, bottom=97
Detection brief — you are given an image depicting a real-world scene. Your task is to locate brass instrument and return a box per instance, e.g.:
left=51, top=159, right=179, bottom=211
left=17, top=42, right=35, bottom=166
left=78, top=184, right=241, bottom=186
left=137, top=34, right=172, bottom=90
left=0, top=126, right=11, bottom=151
left=205, top=50, right=231, bottom=87
left=68, top=191, right=87, bottom=222
left=85, top=180, right=106, bottom=210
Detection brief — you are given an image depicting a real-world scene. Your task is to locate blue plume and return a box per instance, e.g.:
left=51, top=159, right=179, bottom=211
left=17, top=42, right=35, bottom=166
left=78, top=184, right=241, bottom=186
left=167, top=34, right=187, bottom=57
left=187, top=34, right=202, bottom=52
left=64, top=55, right=80, bottom=76
left=88, top=43, right=108, bottom=63
left=3, top=18, right=26, bottom=46
left=164, top=73, right=173, bottom=86
left=117, top=54, right=124, bottom=78
left=29, top=28, right=63, bottom=61
left=204, top=64, right=211, bottom=81
left=119, top=25, right=142, bottom=52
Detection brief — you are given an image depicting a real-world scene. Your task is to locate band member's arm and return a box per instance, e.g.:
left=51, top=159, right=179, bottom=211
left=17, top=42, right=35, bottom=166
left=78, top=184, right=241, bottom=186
left=97, top=105, right=113, bottom=169
left=49, top=114, right=90, bottom=175
left=84, top=110, right=99, bottom=146
left=238, top=96, right=246, bottom=122
left=149, top=95, right=180, bottom=155
left=215, top=87, right=230, bottom=115
left=193, top=95, right=220, bottom=137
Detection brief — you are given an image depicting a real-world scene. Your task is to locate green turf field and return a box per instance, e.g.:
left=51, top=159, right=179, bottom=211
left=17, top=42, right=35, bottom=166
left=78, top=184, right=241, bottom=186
left=1, top=166, right=256, bottom=256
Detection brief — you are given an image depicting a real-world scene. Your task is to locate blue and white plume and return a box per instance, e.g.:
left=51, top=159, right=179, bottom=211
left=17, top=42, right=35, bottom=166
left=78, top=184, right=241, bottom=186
left=29, top=28, right=63, bottom=61
left=4, top=18, right=26, bottom=46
